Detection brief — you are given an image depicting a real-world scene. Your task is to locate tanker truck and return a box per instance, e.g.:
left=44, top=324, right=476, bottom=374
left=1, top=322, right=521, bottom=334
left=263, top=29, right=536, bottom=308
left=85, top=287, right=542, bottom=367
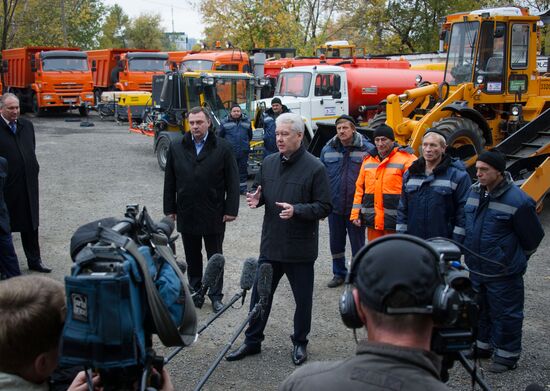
left=254, top=65, right=443, bottom=144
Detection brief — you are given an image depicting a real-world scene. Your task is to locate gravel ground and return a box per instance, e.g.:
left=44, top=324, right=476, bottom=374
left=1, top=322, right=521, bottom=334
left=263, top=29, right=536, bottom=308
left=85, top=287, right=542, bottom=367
left=9, top=112, right=550, bottom=391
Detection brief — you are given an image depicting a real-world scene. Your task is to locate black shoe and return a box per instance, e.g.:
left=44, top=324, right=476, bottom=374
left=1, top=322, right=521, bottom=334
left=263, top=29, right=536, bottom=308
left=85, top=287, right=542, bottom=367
left=226, top=343, right=261, bottom=361
left=192, top=293, right=205, bottom=309
left=212, top=300, right=224, bottom=313
left=292, top=344, right=307, bottom=365
left=28, top=261, right=52, bottom=273
left=464, top=347, right=492, bottom=360
left=327, top=276, right=345, bottom=288
left=487, top=360, right=518, bottom=373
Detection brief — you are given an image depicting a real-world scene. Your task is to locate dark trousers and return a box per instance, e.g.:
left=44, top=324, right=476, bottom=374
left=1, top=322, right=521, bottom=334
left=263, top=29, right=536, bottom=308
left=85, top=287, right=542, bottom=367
left=473, top=276, right=524, bottom=365
left=0, top=232, right=21, bottom=279
left=182, top=233, right=224, bottom=301
left=328, top=213, right=365, bottom=278
left=13, top=228, right=41, bottom=266
left=244, top=260, right=314, bottom=347
left=237, top=152, right=249, bottom=193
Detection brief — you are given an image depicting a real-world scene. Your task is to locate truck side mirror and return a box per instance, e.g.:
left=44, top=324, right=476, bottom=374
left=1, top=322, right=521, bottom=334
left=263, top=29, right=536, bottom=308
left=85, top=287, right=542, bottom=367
left=91, top=59, right=97, bottom=72
left=1, top=60, right=7, bottom=73
left=30, top=57, right=37, bottom=72
left=118, top=60, right=124, bottom=69
left=332, top=91, right=342, bottom=99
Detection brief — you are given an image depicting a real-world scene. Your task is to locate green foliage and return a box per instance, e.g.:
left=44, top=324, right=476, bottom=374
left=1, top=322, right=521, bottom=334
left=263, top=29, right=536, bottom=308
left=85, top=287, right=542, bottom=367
left=125, top=13, right=165, bottom=49
left=98, top=4, right=130, bottom=48
left=7, top=0, right=105, bottom=49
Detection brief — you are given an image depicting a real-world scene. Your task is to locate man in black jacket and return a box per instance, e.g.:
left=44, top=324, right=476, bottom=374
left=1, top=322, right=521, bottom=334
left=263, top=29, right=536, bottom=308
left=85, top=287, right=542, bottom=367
left=163, top=107, right=239, bottom=313
left=226, top=112, right=332, bottom=365
left=0, top=156, right=21, bottom=279
left=0, top=93, right=51, bottom=273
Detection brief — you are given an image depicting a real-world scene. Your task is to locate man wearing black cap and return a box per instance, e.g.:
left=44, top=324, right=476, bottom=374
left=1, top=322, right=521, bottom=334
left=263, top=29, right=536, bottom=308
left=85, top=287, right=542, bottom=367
left=280, top=235, right=450, bottom=390
left=262, top=97, right=290, bottom=157
left=463, top=150, right=544, bottom=373
left=350, top=124, right=416, bottom=241
left=397, top=130, right=471, bottom=241
left=219, top=103, right=252, bottom=194
left=320, top=115, right=374, bottom=288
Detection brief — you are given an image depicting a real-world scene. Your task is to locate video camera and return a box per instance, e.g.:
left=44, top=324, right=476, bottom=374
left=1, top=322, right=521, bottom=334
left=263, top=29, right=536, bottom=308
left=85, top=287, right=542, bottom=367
left=59, top=205, right=197, bottom=391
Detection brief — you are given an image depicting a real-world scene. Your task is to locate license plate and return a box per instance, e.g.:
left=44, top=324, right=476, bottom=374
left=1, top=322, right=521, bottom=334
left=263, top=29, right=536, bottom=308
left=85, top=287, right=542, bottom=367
left=64, top=98, right=77, bottom=103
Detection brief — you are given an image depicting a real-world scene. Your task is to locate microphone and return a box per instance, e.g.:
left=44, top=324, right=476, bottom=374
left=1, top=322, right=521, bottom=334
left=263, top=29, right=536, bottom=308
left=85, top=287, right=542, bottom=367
left=257, top=263, right=273, bottom=317
left=239, top=258, right=257, bottom=305
left=156, top=216, right=175, bottom=237
left=192, top=254, right=225, bottom=308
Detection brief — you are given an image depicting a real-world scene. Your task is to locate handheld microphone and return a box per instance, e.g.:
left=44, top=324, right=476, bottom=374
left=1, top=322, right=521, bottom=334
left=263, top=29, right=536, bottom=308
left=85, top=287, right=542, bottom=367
left=192, top=254, right=225, bottom=308
left=240, top=258, right=257, bottom=305
left=257, top=263, right=273, bottom=317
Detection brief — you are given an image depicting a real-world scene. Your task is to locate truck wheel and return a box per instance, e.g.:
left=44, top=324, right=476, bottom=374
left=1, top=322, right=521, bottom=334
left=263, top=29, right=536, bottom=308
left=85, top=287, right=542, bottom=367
left=78, top=106, right=89, bottom=117
left=156, top=136, right=170, bottom=171
left=367, top=113, right=387, bottom=130
left=32, top=94, right=43, bottom=117
left=432, top=117, right=485, bottom=168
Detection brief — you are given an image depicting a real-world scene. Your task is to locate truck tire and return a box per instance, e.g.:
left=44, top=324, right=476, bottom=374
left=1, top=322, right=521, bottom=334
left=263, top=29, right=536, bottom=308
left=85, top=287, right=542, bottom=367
left=367, top=113, right=387, bottom=130
left=432, top=117, right=485, bottom=168
left=32, top=94, right=43, bottom=117
left=156, top=136, right=171, bottom=171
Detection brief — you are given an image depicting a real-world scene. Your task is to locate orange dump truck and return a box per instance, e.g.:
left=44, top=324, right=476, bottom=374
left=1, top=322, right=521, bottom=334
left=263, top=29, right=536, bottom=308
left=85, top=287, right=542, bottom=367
left=86, top=49, right=169, bottom=100
left=1, top=46, right=94, bottom=116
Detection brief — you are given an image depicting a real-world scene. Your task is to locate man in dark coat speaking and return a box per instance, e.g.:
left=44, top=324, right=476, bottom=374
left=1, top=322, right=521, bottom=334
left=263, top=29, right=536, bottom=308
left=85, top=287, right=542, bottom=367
left=226, top=112, right=332, bottom=366
left=0, top=93, right=51, bottom=273
left=163, top=106, right=239, bottom=313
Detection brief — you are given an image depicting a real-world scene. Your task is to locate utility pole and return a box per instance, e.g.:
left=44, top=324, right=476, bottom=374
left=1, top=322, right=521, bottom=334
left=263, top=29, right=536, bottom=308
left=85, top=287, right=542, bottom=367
left=171, top=5, right=174, bottom=33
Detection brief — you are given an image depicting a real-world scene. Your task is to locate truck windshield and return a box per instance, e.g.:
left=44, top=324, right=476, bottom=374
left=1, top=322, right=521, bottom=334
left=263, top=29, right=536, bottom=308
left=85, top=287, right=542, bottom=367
left=181, top=60, right=214, bottom=71
left=187, top=76, right=255, bottom=126
left=445, top=21, right=478, bottom=85
left=275, top=72, right=312, bottom=97
left=42, top=57, right=88, bottom=71
left=128, top=58, right=167, bottom=72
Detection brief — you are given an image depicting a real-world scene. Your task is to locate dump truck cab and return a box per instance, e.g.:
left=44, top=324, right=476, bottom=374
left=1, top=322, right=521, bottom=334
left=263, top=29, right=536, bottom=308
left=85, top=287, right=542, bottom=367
left=117, top=52, right=169, bottom=91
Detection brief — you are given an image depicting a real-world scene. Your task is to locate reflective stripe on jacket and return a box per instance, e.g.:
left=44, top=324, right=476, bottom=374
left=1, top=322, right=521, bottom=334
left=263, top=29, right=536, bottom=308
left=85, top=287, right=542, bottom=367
left=320, top=133, right=375, bottom=215
left=397, top=154, right=471, bottom=241
left=463, top=172, right=544, bottom=279
left=350, top=145, right=416, bottom=230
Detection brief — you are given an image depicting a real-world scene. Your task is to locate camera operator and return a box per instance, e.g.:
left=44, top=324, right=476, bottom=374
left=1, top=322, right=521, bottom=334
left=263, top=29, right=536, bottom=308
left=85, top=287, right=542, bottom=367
left=280, top=235, right=450, bottom=391
left=0, top=275, right=99, bottom=390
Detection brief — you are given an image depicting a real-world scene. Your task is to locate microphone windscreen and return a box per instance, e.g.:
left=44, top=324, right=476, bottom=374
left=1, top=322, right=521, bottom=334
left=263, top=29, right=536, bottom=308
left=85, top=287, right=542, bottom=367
left=240, top=258, right=258, bottom=290
left=257, top=263, right=273, bottom=299
left=525, top=385, right=545, bottom=391
left=157, top=217, right=175, bottom=237
left=202, top=253, right=225, bottom=287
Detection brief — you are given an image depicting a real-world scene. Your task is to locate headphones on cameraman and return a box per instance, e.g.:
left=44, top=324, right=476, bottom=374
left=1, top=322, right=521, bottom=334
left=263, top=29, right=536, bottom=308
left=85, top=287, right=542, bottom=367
left=339, top=234, right=462, bottom=329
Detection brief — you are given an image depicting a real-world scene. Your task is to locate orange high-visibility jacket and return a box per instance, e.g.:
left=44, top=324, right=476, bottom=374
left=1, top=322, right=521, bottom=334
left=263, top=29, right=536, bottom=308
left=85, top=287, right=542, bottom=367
left=350, top=146, right=416, bottom=230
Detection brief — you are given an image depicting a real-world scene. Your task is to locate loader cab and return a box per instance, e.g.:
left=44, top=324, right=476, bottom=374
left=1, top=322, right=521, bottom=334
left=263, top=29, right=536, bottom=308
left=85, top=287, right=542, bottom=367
left=444, top=9, right=533, bottom=95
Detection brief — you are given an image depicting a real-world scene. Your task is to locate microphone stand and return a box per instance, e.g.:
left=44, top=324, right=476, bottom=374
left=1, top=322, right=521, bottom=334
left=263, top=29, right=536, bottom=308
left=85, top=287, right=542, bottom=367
left=164, top=291, right=245, bottom=364
left=456, top=351, right=493, bottom=391
left=193, top=302, right=263, bottom=391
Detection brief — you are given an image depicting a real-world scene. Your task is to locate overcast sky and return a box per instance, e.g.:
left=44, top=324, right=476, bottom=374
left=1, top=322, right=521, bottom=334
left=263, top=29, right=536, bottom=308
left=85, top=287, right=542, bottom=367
left=104, top=0, right=205, bottom=39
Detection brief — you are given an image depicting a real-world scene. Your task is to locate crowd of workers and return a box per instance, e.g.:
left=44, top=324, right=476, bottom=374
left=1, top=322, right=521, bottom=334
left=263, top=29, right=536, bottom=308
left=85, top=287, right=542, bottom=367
left=0, top=95, right=545, bottom=389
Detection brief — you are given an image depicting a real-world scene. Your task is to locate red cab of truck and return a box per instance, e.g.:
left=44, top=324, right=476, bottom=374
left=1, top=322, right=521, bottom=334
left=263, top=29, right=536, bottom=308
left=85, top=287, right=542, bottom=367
left=1, top=46, right=94, bottom=116
left=86, top=49, right=169, bottom=99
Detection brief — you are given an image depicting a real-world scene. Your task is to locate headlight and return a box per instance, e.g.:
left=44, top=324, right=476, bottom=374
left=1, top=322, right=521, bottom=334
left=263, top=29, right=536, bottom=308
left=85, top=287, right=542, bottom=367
left=43, top=95, right=52, bottom=100
left=202, top=77, right=215, bottom=86
left=511, top=105, right=521, bottom=116
left=85, top=94, right=94, bottom=99
left=258, top=78, right=269, bottom=87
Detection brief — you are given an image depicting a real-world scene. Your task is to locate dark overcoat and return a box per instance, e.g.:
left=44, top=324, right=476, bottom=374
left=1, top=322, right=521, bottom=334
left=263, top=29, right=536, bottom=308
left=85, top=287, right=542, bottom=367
left=0, top=118, right=40, bottom=232
left=163, top=130, right=240, bottom=235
